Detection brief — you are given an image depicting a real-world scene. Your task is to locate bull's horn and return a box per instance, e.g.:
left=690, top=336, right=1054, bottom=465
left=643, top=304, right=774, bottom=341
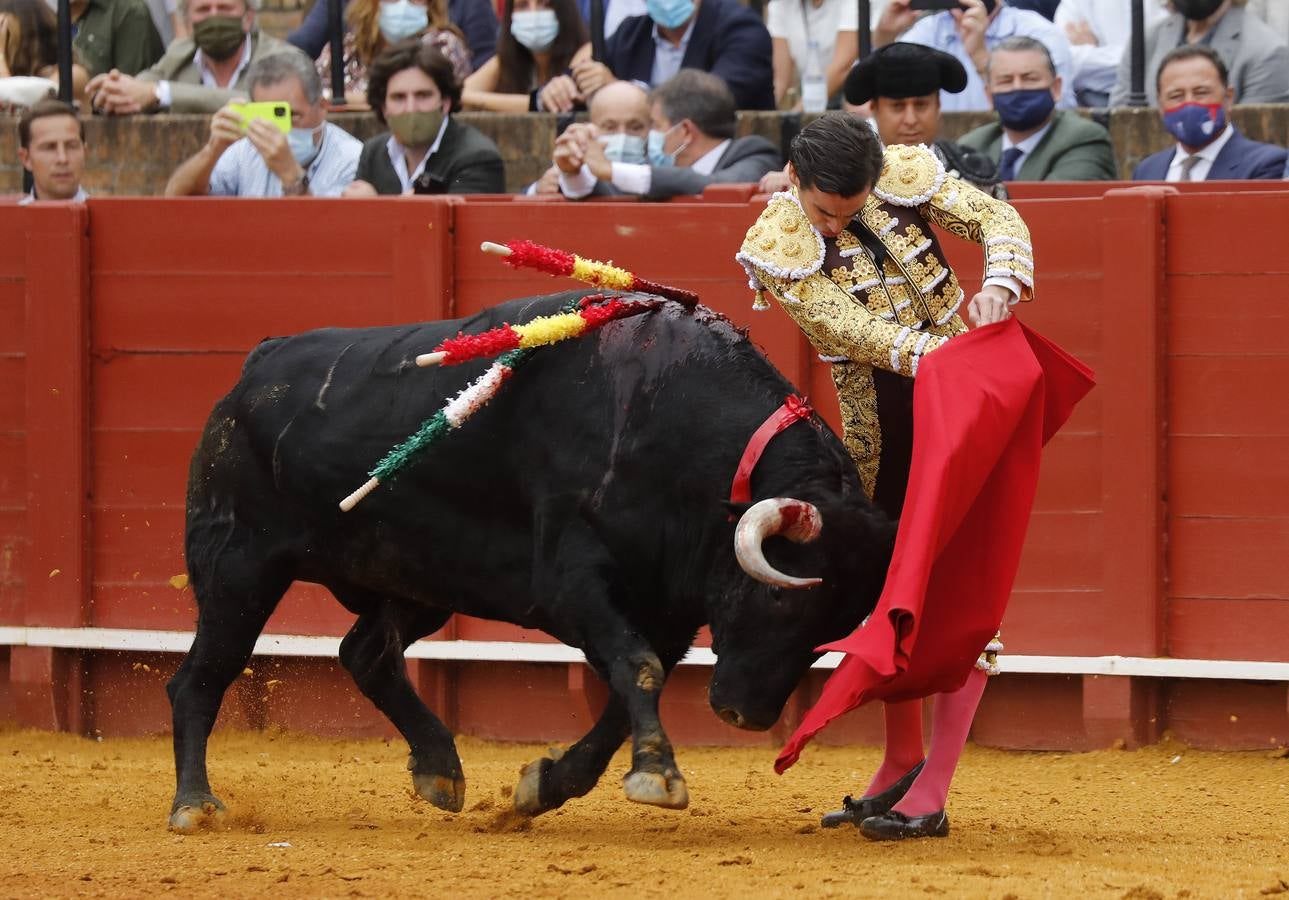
left=734, top=498, right=823, bottom=589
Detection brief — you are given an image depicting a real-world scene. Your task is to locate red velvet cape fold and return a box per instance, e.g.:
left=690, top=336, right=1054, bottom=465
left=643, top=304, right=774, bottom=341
left=775, top=318, right=1095, bottom=774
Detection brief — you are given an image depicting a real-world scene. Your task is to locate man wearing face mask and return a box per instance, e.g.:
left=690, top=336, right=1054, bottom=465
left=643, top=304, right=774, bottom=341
left=959, top=36, right=1115, bottom=181
left=344, top=37, right=504, bottom=196
left=526, top=80, right=650, bottom=195
left=553, top=68, right=779, bottom=200
left=1133, top=44, right=1285, bottom=182
left=86, top=0, right=303, bottom=115
left=164, top=52, right=361, bottom=196
left=601, top=0, right=775, bottom=110
left=1109, top=0, right=1289, bottom=107
left=877, top=0, right=1074, bottom=113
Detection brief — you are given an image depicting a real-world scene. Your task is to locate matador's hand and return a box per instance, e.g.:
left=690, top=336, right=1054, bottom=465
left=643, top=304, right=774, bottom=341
left=967, top=285, right=1013, bottom=327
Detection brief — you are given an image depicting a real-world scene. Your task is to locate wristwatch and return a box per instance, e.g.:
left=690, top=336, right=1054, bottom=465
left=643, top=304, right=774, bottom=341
left=282, top=170, right=310, bottom=196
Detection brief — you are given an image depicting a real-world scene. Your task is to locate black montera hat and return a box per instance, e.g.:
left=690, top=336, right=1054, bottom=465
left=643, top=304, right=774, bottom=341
left=843, top=42, right=969, bottom=105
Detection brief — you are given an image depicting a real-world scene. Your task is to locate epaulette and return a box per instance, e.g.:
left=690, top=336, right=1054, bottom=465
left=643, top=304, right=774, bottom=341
left=735, top=191, right=825, bottom=283
left=872, top=143, right=946, bottom=208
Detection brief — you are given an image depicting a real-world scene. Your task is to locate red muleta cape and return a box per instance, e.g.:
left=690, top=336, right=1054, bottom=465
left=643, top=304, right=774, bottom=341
left=775, top=318, right=1095, bottom=774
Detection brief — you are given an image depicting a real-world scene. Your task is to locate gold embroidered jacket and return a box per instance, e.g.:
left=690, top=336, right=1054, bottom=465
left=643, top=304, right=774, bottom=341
left=735, top=143, right=1034, bottom=496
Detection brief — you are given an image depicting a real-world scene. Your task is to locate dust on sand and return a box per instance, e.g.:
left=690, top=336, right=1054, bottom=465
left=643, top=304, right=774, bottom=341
left=1, top=728, right=1285, bottom=898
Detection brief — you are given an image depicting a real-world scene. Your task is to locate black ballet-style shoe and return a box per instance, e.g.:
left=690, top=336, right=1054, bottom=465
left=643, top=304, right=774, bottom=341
left=818, top=760, right=926, bottom=828
left=858, top=808, right=950, bottom=841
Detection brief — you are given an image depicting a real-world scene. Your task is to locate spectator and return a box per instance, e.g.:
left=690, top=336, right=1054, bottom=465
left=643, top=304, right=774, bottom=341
left=766, top=0, right=857, bottom=109
left=165, top=52, right=361, bottom=197
left=17, top=99, right=86, bottom=203
left=86, top=0, right=304, bottom=114
left=842, top=41, right=1006, bottom=196
left=578, top=0, right=645, bottom=41
left=290, top=0, right=497, bottom=72
left=960, top=35, right=1116, bottom=180
left=344, top=38, right=504, bottom=195
left=876, top=0, right=1075, bottom=113
left=1133, top=44, right=1285, bottom=181
left=0, top=0, right=89, bottom=102
left=70, top=0, right=164, bottom=78
left=1109, top=0, right=1289, bottom=107
left=602, top=0, right=775, bottom=110
left=553, top=68, right=779, bottom=199
left=527, top=77, right=649, bottom=194
left=315, top=0, right=471, bottom=106
left=1054, top=0, right=1169, bottom=107
left=462, top=0, right=607, bottom=112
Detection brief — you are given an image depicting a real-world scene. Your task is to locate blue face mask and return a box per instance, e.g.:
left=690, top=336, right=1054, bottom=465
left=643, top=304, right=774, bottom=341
left=646, top=0, right=694, bottom=30
left=1162, top=101, right=1227, bottom=148
left=287, top=123, right=322, bottom=166
left=992, top=87, right=1056, bottom=131
left=510, top=9, right=559, bottom=51
left=379, top=0, right=429, bottom=43
left=600, top=132, right=647, bottom=164
left=646, top=124, right=687, bottom=167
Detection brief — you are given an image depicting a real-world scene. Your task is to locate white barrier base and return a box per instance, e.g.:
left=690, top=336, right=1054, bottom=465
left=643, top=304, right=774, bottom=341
left=1, top=626, right=1288, bottom=681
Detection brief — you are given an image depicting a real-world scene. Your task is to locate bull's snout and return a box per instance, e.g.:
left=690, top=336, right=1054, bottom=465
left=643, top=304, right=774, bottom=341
left=713, top=704, right=774, bottom=732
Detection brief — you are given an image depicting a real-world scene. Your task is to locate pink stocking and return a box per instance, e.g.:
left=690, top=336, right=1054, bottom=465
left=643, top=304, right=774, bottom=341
left=893, top=666, right=988, bottom=815
left=862, top=697, right=925, bottom=796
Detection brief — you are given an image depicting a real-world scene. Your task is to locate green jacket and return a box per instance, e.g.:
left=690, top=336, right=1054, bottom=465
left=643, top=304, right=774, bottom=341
left=958, top=109, right=1118, bottom=182
left=136, top=32, right=300, bottom=114
left=74, top=0, right=164, bottom=77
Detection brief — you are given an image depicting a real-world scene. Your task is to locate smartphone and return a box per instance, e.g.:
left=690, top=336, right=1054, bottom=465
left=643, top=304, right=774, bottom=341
left=909, top=0, right=965, bottom=9
left=229, top=101, right=292, bottom=134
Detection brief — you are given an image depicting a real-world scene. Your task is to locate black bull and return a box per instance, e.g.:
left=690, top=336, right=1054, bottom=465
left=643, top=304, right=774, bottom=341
left=169, top=290, right=894, bottom=831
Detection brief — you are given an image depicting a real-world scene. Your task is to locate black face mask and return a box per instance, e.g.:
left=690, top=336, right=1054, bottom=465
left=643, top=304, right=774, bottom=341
left=1172, top=0, right=1224, bottom=20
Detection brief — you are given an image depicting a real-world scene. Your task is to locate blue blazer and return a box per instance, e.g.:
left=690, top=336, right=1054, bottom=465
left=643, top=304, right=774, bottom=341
left=605, top=0, right=775, bottom=110
left=1132, top=129, right=1288, bottom=181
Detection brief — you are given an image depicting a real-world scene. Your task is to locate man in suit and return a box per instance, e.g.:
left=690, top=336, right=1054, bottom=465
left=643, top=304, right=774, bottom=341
left=1133, top=43, right=1286, bottom=182
left=1109, top=0, right=1289, bottom=107
left=553, top=68, right=779, bottom=200
left=599, top=0, right=774, bottom=110
left=959, top=35, right=1116, bottom=181
left=85, top=0, right=302, bottom=115
left=344, top=38, right=505, bottom=196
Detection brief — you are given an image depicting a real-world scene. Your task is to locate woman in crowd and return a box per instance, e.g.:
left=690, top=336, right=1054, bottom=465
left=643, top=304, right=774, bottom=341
left=766, top=0, right=862, bottom=109
left=0, top=0, right=88, bottom=106
left=462, top=0, right=608, bottom=112
left=317, top=0, right=471, bottom=107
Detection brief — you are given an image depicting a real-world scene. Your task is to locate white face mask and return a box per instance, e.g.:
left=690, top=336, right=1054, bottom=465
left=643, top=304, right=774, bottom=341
left=510, top=9, right=559, bottom=51
left=598, top=132, right=647, bottom=164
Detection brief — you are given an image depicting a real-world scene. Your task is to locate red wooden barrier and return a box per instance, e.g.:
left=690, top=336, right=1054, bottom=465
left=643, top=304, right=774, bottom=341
left=1, top=188, right=1286, bottom=751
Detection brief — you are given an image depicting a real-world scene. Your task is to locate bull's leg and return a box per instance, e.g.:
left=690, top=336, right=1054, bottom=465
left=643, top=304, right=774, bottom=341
left=336, top=600, right=464, bottom=812
left=514, top=694, right=629, bottom=816
left=166, top=560, right=291, bottom=833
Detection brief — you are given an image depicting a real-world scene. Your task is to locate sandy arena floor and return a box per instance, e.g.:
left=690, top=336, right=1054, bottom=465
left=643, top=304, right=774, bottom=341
left=0, top=728, right=1285, bottom=898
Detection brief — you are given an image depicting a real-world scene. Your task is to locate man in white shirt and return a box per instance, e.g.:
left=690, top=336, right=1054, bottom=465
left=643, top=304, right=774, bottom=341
left=552, top=68, right=779, bottom=201
left=1054, top=0, right=1169, bottom=107
left=17, top=99, right=89, bottom=204
left=876, top=0, right=1075, bottom=112
left=165, top=52, right=361, bottom=197
left=1132, top=43, right=1286, bottom=182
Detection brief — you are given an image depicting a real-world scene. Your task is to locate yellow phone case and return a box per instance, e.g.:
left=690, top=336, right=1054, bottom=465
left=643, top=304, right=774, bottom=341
left=230, top=101, right=292, bottom=134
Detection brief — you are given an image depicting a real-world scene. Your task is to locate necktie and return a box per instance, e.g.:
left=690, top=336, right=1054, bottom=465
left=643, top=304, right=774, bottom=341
left=998, top=147, right=1024, bottom=182
left=1178, top=154, right=1202, bottom=182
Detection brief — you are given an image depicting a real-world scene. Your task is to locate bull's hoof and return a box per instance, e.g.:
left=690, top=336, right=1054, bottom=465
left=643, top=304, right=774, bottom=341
left=412, top=772, right=466, bottom=813
left=168, top=797, right=227, bottom=833
left=513, top=747, right=566, bottom=816
left=623, top=770, right=689, bottom=810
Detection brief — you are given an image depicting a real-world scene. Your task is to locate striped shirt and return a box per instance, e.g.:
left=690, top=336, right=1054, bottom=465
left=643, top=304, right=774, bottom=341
left=208, top=122, right=361, bottom=197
